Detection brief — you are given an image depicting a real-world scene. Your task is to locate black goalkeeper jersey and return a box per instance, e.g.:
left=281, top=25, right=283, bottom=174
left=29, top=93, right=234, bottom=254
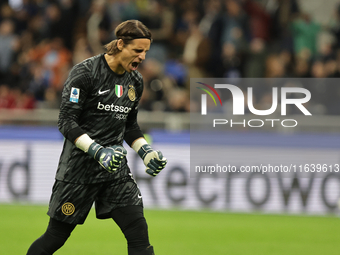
left=56, top=54, right=144, bottom=184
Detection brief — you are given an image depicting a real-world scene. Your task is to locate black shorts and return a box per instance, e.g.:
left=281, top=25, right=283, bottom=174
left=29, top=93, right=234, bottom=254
left=47, top=174, right=143, bottom=225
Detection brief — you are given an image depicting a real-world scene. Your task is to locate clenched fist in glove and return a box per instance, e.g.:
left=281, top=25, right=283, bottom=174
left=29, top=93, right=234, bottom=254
left=132, top=139, right=167, bottom=177
left=75, top=134, right=127, bottom=173
left=88, top=143, right=127, bottom=173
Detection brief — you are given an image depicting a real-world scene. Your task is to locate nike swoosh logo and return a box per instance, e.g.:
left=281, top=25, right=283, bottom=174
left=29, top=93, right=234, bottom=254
left=98, top=89, right=110, bottom=95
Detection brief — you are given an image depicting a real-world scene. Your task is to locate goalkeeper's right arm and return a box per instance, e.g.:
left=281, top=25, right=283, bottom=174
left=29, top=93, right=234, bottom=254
left=75, top=134, right=127, bottom=173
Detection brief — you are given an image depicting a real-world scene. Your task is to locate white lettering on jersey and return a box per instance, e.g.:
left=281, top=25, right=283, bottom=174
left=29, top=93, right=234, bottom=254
left=97, top=102, right=132, bottom=113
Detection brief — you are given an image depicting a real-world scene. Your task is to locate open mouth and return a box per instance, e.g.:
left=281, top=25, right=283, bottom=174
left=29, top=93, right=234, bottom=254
left=131, top=61, right=139, bottom=70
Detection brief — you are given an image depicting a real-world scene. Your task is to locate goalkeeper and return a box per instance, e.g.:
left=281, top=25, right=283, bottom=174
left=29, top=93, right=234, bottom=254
left=26, top=20, right=167, bottom=255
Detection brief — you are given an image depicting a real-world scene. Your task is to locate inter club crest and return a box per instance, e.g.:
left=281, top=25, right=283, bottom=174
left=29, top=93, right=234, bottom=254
left=128, top=85, right=136, bottom=101
left=115, top=84, right=123, bottom=98
left=61, top=202, right=75, bottom=215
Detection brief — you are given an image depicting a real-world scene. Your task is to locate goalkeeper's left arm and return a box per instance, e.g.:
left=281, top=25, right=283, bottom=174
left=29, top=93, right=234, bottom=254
left=131, top=137, right=167, bottom=177
left=123, top=89, right=167, bottom=176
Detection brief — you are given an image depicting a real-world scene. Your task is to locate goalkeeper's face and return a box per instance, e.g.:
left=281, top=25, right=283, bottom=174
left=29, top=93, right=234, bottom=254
left=117, top=38, right=150, bottom=73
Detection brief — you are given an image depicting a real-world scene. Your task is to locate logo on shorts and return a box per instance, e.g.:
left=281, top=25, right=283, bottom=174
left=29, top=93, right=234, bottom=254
left=62, top=202, right=75, bottom=215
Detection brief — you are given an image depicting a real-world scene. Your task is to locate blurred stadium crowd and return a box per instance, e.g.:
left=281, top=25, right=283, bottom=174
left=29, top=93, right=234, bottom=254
left=0, top=0, right=340, bottom=114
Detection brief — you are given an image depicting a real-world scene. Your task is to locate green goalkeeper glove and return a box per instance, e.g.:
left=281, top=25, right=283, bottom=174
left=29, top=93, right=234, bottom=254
left=88, top=143, right=127, bottom=173
left=137, top=144, right=167, bottom=177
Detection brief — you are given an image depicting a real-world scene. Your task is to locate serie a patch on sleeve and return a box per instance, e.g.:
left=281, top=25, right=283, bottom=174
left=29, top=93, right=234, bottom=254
left=70, top=87, right=80, bottom=103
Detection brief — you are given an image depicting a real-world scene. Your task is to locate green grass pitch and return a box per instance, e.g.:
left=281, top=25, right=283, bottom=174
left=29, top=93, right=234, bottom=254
left=1, top=204, right=340, bottom=255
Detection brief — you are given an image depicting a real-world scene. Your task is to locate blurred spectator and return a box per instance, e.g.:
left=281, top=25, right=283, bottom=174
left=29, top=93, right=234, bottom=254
left=264, top=53, right=285, bottom=78
left=74, top=0, right=93, bottom=16
left=243, top=38, right=267, bottom=77
left=138, top=58, right=177, bottom=111
left=269, top=0, right=300, bottom=43
left=290, top=13, right=321, bottom=59
left=0, top=3, right=14, bottom=22
left=72, top=35, right=93, bottom=64
left=199, top=0, right=222, bottom=37
left=38, top=87, right=61, bottom=109
left=164, top=59, right=187, bottom=88
left=221, top=0, right=249, bottom=49
left=25, top=14, right=45, bottom=45
left=42, top=1, right=77, bottom=50
left=0, top=84, right=35, bottom=109
left=0, top=84, right=16, bottom=108
left=28, top=37, right=72, bottom=90
left=28, top=62, right=50, bottom=101
left=293, top=57, right=310, bottom=78
left=139, top=0, right=175, bottom=63
left=87, top=0, right=111, bottom=55
left=207, top=0, right=250, bottom=77
left=13, top=88, right=36, bottom=109
left=182, top=15, right=211, bottom=78
left=165, top=87, right=189, bottom=112
left=0, top=19, right=19, bottom=81
left=244, top=0, right=271, bottom=42
left=329, top=3, right=340, bottom=52
left=310, top=60, right=326, bottom=78
left=107, top=0, right=140, bottom=28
